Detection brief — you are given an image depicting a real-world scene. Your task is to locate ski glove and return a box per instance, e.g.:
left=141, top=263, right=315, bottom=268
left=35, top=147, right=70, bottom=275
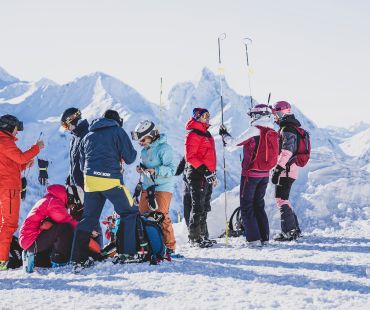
left=21, top=177, right=27, bottom=200
left=38, top=159, right=49, bottom=185
left=219, top=124, right=231, bottom=138
left=205, top=171, right=218, bottom=185
left=271, top=165, right=284, bottom=185
left=146, top=185, right=158, bottom=211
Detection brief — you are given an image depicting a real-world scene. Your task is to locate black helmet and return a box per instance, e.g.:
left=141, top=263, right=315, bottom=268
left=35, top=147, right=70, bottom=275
left=60, top=108, right=81, bottom=128
left=0, top=114, right=23, bottom=132
left=103, top=109, right=123, bottom=127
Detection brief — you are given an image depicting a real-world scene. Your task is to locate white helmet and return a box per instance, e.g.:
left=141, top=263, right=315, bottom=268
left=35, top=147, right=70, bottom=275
left=131, top=120, right=159, bottom=141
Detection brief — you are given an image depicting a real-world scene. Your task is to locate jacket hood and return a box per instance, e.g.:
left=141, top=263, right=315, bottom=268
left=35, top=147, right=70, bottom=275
left=150, top=133, right=167, bottom=147
left=185, top=118, right=208, bottom=132
left=0, top=129, right=17, bottom=141
left=279, top=114, right=301, bottom=128
left=72, top=119, right=89, bottom=136
left=47, top=184, right=68, bottom=205
left=89, top=118, right=119, bottom=132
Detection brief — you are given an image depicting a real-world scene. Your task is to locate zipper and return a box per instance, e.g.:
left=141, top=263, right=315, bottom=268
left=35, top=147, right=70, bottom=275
left=9, top=190, right=12, bottom=214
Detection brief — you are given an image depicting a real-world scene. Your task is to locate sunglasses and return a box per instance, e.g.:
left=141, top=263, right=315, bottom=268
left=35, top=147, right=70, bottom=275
left=201, top=112, right=210, bottom=119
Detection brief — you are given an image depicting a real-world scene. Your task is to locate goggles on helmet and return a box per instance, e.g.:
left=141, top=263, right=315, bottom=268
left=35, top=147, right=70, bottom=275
left=61, top=110, right=81, bottom=129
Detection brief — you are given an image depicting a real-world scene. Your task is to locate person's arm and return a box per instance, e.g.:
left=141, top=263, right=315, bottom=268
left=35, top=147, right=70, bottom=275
left=277, top=130, right=297, bottom=168
left=118, top=128, right=137, bottom=165
left=155, top=144, right=176, bottom=177
left=2, top=143, right=39, bottom=165
left=47, top=199, right=78, bottom=229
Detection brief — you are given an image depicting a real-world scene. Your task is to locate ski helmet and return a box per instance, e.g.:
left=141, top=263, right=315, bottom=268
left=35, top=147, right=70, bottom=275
left=131, top=120, right=159, bottom=141
left=272, top=101, right=291, bottom=118
left=66, top=185, right=84, bottom=208
left=60, top=108, right=81, bottom=129
left=0, top=114, right=23, bottom=132
left=247, top=104, right=272, bottom=122
left=103, top=109, right=123, bottom=127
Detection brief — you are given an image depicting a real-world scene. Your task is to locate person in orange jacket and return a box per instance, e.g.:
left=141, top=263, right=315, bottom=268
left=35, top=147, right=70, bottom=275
left=0, top=114, right=44, bottom=270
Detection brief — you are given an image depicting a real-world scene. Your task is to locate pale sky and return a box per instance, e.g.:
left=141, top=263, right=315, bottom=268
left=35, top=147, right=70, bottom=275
left=1, top=0, right=369, bottom=127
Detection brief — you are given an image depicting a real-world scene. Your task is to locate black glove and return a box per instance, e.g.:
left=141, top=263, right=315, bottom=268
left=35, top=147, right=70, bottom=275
left=21, top=177, right=27, bottom=200
left=38, top=159, right=49, bottom=185
left=219, top=124, right=231, bottom=138
left=146, top=185, right=158, bottom=211
left=271, top=165, right=284, bottom=185
left=197, top=164, right=217, bottom=185
left=175, top=157, right=186, bottom=176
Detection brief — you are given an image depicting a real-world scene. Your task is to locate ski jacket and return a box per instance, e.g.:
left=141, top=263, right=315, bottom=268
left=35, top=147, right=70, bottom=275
left=80, top=118, right=137, bottom=192
left=233, top=116, right=275, bottom=178
left=19, top=184, right=78, bottom=250
left=185, top=118, right=216, bottom=172
left=0, top=130, right=40, bottom=190
left=277, top=114, right=301, bottom=179
left=140, top=134, right=176, bottom=192
left=69, top=119, right=89, bottom=188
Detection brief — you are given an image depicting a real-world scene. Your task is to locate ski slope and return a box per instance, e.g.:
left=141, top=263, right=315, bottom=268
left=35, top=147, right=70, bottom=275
left=1, top=224, right=370, bottom=309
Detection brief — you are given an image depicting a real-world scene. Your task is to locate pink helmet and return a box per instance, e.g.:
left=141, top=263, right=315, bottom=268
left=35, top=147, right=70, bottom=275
left=272, top=101, right=291, bottom=117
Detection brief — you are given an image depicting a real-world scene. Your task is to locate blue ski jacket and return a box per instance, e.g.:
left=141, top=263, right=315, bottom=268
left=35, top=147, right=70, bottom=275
left=69, top=119, right=89, bottom=188
left=140, top=133, right=176, bottom=193
left=80, top=118, right=137, bottom=192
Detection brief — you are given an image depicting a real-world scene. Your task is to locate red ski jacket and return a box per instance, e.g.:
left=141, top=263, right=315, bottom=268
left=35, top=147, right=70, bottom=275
left=185, top=118, right=217, bottom=172
left=0, top=130, right=39, bottom=190
left=19, top=185, right=78, bottom=250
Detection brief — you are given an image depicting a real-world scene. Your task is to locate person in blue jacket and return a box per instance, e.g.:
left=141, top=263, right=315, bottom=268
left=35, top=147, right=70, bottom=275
left=71, top=110, right=137, bottom=271
left=131, top=120, right=177, bottom=254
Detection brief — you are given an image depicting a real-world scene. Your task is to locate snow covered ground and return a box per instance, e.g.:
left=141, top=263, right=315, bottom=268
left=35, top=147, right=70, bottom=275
left=1, top=224, right=370, bottom=309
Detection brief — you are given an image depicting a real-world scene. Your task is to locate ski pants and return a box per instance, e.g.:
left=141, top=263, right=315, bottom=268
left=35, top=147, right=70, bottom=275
left=275, top=177, right=300, bottom=233
left=139, top=191, right=176, bottom=250
left=186, top=170, right=213, bottom=241
left=240, top=176, right=270, bottom=242
left=72, top=186, right=139, bottom=263
left=183, top=178, right=211, bottom=239
left=28, top=222, right=74, bottom=264
left=0, top=189, right=20, bottom=261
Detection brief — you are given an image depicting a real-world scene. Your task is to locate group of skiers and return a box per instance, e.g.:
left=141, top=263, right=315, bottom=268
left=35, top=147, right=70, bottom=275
left=0, top=99, right=309, bottom=272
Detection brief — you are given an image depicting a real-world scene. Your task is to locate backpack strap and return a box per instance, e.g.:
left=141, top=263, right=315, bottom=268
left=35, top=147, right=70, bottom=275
left=189, top=128, right=212, bottom=138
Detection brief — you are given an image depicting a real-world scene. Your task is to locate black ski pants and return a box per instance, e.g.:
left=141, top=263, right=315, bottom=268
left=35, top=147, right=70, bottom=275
left=240, top=176, right=270, bottom=242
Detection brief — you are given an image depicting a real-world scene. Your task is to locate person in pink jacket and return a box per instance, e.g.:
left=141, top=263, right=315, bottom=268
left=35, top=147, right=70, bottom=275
left=19, top=184, right=78, bottom=270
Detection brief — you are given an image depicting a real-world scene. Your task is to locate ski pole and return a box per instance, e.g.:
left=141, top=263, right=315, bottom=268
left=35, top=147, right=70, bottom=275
left=268, top=92, right=271, bottom=104
left=159, top=77, right=163, bottom=131
left=243, top=37, right=253, bottom=108
left=217, top=32, right=229, bottom=245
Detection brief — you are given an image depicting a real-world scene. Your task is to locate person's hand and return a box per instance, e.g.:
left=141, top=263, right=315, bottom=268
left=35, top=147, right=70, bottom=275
left=36, top=139, right=45, bottom=150
left=271, top=165, right=284, bottom=185
left=146, top=168, right=155, bottom=175
left=219, top=124, right=231, bottom=138
left=136, top=165, right=144, bottom=173
left=91, top=230, right=99, bottom=238
left=204, top=171, right=217, bottom=185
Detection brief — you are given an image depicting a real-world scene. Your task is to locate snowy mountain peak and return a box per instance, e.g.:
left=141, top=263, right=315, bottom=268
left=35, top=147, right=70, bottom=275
left=0, top=66, right=20, bottom=88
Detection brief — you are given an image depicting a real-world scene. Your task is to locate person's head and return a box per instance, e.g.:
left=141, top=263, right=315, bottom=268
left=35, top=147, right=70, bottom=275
left=271, top=101, right=291, bottom=123
left=131, top=120, right=159, bottom=148
left=103, top=109, right=123, bottom=127
left=192, top=108, right=210, bottom=125
left=60, top=108, right=81, bottom=131
left=0, top=114, right=23, bottom=136
left=247, top=104, right=272, bottom=124
left=66, top=185, right=84, bottom=210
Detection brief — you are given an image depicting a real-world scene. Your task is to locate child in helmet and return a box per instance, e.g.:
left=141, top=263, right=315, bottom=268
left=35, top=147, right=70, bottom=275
left=271, top=101, right=302, bottom=241
left=131, top=120, right=177, bottom=254
left=220, top=104, right=278, bottom=246
left=18, top=185, right=80, bottom=272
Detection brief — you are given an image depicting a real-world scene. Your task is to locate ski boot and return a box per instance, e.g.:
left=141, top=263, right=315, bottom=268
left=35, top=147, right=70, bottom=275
left=51, top=261, right=69, bottom=268
left=274, top=228, right=300, bottom=242
left=72, top=257, right=94, bottom=274
left=189, top=238, right=214, bottom=248
left=22, top=251, right=35, bottom=273
left=112, top=253, right=144, bottom=265
left=165, top=248, right=184, bottom=259
left=0, top=260, right=8, bottom=271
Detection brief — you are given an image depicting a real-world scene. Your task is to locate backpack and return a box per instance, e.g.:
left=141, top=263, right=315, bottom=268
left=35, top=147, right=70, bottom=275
left=281, top=126, right=311, bottom=167
left=249, top=126, right=279, bottom=171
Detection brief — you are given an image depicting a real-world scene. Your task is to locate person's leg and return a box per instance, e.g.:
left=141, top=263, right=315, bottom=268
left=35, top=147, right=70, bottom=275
left=183, top=181, right=192, bottom=227
left=138, top=190, right=151, bottom=214
left=0, top=189, right=20, bottom=262
left=188, top=172, right=206, bottom=242
left=72, top=191, right=106, bottom=264
left=253, top=177, right=270, bottom=242
left=201, top=182, right=212, bottom=239
left=240, top=176, right=261, bottom=242
left=155, top=191, right=176, bottom=250
left=275, top=177, right=297, bottom=234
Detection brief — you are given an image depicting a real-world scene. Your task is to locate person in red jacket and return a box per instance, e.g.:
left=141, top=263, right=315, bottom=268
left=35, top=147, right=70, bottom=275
left=19, top=185, right=79, bottom=271
left=0, top=114, right=43, bottom=270
left=184, top=108, right=217, bottom=248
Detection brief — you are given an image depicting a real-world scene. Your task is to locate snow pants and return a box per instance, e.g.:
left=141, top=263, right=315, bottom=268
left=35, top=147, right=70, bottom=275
left=139, top=191, right=176, bottom=250
left=275, top=177, right=300, bottom=233
left=27, top=222, right=74, bottom=264
left=240, top=176, right=270, bottom=242
left=72, top=186, right=139, bottom=263
left=183, top=178, right=211, bottom=239
left=0, top=189, right=20, bottom=261
left=186, top=169, right=213, bottom=241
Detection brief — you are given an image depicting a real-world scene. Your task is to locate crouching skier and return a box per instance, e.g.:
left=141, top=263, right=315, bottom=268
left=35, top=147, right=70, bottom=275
left=271, top=101, right=304, bottom=241
left=131, top=120, right=177, bottom=256
left=220, top=104, right=279, bottom=247
left=185, top=108, right=217, bottom=248
left=19, top=184, right=79, bottom=273
left=71, top=110, right=137, bottom=272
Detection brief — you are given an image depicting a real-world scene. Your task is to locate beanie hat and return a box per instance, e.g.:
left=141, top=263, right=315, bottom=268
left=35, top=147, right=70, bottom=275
left=103, top=109, right=123, bottom=127
left=192, top=108, right=209, bottom=120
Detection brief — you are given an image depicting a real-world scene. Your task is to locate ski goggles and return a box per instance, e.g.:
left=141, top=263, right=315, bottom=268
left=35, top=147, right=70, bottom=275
left=200, top=112, right=210, bottom=120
